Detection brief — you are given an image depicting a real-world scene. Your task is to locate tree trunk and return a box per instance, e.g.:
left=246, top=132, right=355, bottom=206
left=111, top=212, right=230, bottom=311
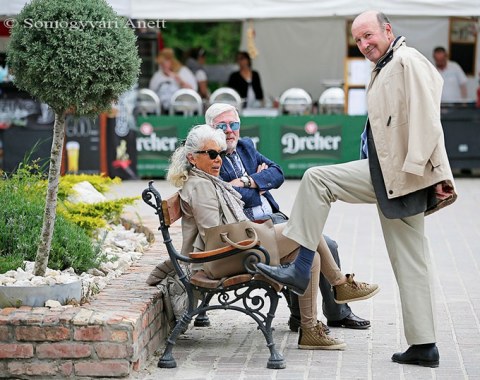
left=34, top=111, right=66, bottom=277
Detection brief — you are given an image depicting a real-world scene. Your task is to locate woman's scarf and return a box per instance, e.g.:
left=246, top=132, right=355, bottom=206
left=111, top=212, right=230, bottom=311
left=190, top=167, right=248, bottom=222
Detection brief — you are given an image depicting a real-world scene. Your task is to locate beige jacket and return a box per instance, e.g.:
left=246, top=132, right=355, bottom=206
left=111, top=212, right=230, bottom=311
left=366, top=37, right=457, bottom=214
left=179, top=175, right=236, bottom=255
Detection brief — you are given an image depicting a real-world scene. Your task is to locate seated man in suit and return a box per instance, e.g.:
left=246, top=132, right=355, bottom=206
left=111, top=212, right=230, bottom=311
left=205, top=102, right=370, bottom=330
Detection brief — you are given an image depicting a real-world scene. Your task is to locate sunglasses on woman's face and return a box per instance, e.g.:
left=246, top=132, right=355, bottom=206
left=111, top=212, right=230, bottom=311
left=194, top=149, right=227, bottom=159
left=214, top=121, right=241, bottom=132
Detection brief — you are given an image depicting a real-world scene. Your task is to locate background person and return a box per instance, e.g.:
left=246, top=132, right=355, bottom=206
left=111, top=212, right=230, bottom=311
left=257, top=10, right=457, bottom=368
left=205, top=103, right=371, bottom=330
left=149, top=48, right=198, bottom=112
left=185, top=47, right=209, bottom=100
left=432, top=46, right=468, bottom=104
left=227, top=51, right=264, bottom=108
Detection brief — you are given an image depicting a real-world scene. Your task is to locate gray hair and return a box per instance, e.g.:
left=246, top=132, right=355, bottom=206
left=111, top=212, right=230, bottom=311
left=377, top=12, right=391, bottom=30
left=204, top=103, right=240, bottom=126
left=167, top=124, right=227, bottom=187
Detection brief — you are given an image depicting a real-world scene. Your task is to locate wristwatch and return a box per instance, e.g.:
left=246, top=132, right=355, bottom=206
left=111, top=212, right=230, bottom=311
left=240, top=176, right=251, bottom=188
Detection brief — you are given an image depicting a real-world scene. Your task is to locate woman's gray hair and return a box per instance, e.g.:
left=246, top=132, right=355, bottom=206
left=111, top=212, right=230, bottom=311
left=167, top=124, right=227, bottom=187
left=205, top=103, right=240, bottom=126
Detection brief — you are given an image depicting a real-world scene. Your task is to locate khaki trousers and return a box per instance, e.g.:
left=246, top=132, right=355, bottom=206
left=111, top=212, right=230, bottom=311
left=275, top=224, right=343, bottom=328
left=283, top=159, right=436, bottom=344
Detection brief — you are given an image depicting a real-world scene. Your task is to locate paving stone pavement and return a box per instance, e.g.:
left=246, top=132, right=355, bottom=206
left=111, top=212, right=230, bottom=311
left=108, top=177, right=480, bottom=380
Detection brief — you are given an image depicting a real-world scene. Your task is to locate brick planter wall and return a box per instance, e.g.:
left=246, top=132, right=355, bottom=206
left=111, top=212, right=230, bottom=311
left=0, top=225, right=174, bottom=378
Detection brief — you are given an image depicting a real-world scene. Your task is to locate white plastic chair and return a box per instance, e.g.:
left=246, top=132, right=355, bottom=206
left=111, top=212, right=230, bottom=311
left=209, top=87, right=242, bottom=111
left=279, top=88, right=312, bottom=115
left=169, top=89, right=203, bottom=116
left=135, top=88, right=161, bottom=116
left=318, top=87, right=345, bottom=115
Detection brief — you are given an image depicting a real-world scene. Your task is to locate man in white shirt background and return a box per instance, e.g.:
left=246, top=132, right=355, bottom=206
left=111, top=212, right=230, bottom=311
left=432, top=46, right=468, bottom=104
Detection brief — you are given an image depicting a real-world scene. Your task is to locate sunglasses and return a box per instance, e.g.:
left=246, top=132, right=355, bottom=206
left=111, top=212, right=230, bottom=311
left=194, top=149, right=227, bottom=159
left=215, top=121, right=241, bottom=132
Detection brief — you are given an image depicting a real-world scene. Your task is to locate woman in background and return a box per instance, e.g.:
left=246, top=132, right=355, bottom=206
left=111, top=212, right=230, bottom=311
left=227, top=51, right=264, bottom=108
left=149, top=48, right=197, bottom=112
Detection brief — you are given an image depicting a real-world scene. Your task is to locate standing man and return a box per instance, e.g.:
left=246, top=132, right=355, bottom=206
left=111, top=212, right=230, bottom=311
left=256, top=11, right=457, bottom=368
left=432, top=46, right=468, bottom=103
left=205, top=102, right=370, bottom=331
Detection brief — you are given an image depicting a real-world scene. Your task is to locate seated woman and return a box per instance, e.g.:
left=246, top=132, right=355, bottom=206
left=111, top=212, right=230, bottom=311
left=166, top=124, right=379, bottom=350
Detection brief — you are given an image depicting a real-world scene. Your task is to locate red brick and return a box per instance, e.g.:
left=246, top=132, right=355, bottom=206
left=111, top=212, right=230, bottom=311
left=24, top=314, right=44, bottom=324
left=37, top=342, right=92, bottom=359
left=0, top=344, right=34, bottom=358
left=60, top=361, right=74, bottom=376
left=94, top=343, right=130, bottom=359
left=0, top=308, right=17, bottom=316
left=8, top=361, right=57, bottom=376
left=74, top=326, right=110, bottom=341
left=8, top=311, right=32, bottom=325
left=0, top=315, right=9, bottom=325
left=16, top=326, right=71, bottom=341
left=74, top=360, right=130, bottom=377
left=0, top=326, right=10, bottom=341
left=111, top=330, right=129, bottom=342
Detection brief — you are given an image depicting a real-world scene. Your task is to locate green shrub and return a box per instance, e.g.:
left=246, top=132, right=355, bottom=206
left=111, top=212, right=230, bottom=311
left=0, top=184, right=99, bottom=273
left=0, top=165, right=136, bottom=274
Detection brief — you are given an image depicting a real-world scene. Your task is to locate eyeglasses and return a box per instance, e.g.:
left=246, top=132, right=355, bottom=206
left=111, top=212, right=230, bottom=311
left=194, top=149, right=227, bottom=159
left=215, top=121, right=241, bottom=132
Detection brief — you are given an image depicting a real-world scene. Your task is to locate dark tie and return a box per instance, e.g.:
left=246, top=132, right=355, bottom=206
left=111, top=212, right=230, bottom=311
left=227, top=152, right=244, bottom=178
left=227, top=152, right=254, bottom=220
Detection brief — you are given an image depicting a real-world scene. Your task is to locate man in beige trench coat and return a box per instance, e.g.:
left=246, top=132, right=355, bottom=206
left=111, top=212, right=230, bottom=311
left=257, top=10, right=457, bottom=367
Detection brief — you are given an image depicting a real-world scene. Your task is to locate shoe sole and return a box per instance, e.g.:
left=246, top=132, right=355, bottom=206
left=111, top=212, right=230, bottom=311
left=334, top=286, right=380, bottom=304
left=391, top=357, right=439, bottom=368
left=298, top=342, right=346, bottom=350
left=327, top=321, right=370, bottom=330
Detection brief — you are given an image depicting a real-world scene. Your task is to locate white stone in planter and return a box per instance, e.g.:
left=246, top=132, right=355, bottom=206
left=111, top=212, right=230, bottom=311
left=67, top=181, right=107, bottom=204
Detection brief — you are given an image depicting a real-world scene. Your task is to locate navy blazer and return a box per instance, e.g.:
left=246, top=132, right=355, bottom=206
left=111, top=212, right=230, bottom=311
left=220, top=138, right=284, bottom=213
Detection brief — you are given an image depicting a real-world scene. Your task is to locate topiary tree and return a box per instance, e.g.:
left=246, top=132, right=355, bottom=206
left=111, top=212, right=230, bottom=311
left=7, top=0, right=140, bottom=276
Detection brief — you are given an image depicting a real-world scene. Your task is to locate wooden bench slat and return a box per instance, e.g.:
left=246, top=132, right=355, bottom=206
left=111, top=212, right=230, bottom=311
left=161, top=193, right=182, bottom=226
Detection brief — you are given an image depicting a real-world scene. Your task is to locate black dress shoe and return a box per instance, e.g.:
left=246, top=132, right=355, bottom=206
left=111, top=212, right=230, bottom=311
left=392, top=344, right=439, bottom=368
left=256, top=263, right=310, bottom=296
left=327, top=312, right=370, bottom=329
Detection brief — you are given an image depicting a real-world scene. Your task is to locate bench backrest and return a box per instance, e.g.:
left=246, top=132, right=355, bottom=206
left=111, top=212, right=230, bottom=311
left=161, top=192, right=182, bottom=227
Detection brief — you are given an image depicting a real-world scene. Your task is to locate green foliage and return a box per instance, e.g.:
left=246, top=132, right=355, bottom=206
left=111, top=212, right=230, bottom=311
left=0, top=174, right=99, bottom=274
left=0, top=165, right=137, bottom=273
left=162, top=22, right=242, bottom=64
left=6, top=0, right=141, bottom=116
left=59, top=197, right=138, bottom=234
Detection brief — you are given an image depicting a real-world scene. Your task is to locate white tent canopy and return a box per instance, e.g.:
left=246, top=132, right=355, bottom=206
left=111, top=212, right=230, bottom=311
left=2, top=0, right=480, bottom=19
left=129, top=0, right=480, bottom=20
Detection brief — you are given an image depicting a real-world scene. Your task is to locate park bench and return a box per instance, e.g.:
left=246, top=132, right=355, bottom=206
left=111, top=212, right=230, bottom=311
left=142, top=181, right=286, bottom=369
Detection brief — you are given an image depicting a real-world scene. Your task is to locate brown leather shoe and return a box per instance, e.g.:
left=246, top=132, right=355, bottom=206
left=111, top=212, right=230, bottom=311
left=298, top=322, right=346, bottom=350
left=333, top=274, right=380, bottom=304
left=289, top=316, right=330, bottom=334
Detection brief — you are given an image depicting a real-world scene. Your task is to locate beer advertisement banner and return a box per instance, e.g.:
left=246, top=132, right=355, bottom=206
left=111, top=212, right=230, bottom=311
left=134, top=115, right=365, bottom=178
left=279, top=121, right=343, bottom=175
left=136, top=116, right=202, bottom=177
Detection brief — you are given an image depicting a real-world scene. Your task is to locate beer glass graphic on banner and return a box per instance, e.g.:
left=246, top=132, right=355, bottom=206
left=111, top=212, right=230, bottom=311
left=66, top=141, right=80, bottom=173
